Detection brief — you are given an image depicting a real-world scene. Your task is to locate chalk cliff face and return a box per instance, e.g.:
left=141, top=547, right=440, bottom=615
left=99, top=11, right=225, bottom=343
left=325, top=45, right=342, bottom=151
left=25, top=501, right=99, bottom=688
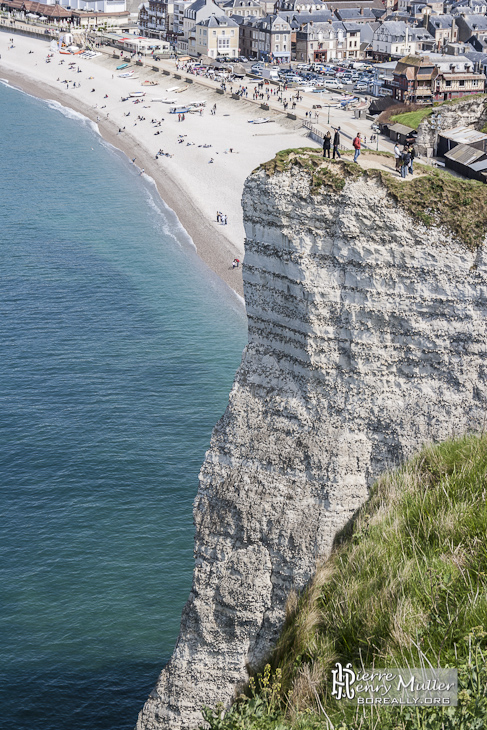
left=415, top=95, right=487, bottom=156
left=136, top=165, right=487, bottom=730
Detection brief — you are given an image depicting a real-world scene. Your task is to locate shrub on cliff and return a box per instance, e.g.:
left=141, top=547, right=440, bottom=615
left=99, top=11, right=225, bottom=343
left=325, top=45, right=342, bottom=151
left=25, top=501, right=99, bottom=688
left=201, top=434, right=487, bottom=730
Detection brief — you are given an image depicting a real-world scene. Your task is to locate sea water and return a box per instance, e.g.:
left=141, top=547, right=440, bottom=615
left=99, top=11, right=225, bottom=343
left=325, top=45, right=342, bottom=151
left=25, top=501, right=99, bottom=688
left=0, top=81, right=247, bottom=730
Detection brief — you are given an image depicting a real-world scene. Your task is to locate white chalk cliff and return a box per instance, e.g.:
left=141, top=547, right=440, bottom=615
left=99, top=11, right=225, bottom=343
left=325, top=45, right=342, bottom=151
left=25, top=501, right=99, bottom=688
left=136, top=162, right=487, bottom=730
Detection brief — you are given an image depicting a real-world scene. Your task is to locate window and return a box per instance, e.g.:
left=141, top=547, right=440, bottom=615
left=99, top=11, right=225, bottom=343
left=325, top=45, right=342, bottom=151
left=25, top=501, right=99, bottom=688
left=213, top=30, right=216, bottom=35
left=459, top=79, right=465, bottom=86
left=445, top=79, right=451, bottom=86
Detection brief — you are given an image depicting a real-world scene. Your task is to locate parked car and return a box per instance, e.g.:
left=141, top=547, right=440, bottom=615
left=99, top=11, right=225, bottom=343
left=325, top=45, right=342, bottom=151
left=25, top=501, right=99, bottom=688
left=238, top=56, right=248, bottom=62
left=324, top=79, right=344, bottom=89
left=354, top=82, right=368, bottom=91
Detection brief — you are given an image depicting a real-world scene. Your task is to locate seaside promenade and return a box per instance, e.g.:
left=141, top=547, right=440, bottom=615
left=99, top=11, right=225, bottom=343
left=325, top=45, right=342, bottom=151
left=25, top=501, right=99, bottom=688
left=0, top=27, right=399, bottom=296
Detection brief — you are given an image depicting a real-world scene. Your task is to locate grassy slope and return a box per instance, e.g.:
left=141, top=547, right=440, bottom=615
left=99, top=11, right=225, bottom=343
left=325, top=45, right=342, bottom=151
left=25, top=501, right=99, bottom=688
left=389, top=94, right=487, bottom=130
left=201, top=435, right=487, bottom=730
left=390, top=108, right=433, bottom=130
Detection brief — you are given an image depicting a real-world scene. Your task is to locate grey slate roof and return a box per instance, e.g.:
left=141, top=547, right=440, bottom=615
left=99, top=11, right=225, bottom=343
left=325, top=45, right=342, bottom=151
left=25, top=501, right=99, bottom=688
left=429, top=13, right=454, bottom=28
left=198, top=13, right=239, bottom=25
left=335, top=6, right=376, bottom=19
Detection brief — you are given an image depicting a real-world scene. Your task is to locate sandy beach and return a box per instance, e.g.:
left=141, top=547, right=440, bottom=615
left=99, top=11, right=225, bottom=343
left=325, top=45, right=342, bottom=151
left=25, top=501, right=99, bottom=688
left=0, top=31, right=327, bottom=297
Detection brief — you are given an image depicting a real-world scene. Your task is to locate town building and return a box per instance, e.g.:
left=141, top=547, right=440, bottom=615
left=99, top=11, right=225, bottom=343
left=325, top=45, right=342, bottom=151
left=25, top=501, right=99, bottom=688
left=372, top=20, right=434, bottom=59
left=139, top=0, right=173, bottom=39
left=221, top=0, right=263, bottom=18
left=427, top=14, right=458, bottom=50
left=251, top=14, right=292, bottom=61
left=194, top=13, right=239, bottom=56
left=177, top=0, right=221, bottom=53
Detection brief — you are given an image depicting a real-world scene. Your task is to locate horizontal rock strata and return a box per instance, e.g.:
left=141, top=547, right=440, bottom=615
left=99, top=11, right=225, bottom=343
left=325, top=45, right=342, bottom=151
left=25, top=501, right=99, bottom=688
left=137, top=164, right=487, bottom=730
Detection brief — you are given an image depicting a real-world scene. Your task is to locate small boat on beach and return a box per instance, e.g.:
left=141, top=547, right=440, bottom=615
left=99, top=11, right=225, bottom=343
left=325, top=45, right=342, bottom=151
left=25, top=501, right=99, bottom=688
left=166, top=86, right=180, bottom=92
left=129, top=91, right=146, bottom=97
left=142, top=80, right=158, bottom=86
left=175, top=87, right=188, bottom=93
left=169, top=106, right=189, bottom=114
left=151, top=97, right=177, bottom=103
left=116, top=63, right=129, bottom=70
left=187, top=101, right=206, bottom=108
left=119, top=71, right=135, bottom=78
left=248, top=117, right=271, bottom=124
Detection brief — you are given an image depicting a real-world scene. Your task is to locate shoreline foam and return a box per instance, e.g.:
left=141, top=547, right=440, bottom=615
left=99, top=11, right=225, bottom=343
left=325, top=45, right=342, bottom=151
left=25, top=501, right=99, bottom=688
left=0, top=33, right=317, bottom=298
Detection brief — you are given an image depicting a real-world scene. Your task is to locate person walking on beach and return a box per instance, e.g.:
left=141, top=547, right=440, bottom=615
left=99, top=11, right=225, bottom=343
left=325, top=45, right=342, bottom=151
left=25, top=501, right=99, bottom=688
left=323, top=131, right=331, bottom=159
left=332, top=126, right=341, bottom=159
left=353, top=133, right=361, bottom=164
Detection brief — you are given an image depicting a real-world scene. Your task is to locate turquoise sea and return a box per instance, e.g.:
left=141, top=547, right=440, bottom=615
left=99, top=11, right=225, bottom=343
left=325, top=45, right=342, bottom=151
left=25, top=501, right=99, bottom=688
left=0, top=80, right=247, bottom=729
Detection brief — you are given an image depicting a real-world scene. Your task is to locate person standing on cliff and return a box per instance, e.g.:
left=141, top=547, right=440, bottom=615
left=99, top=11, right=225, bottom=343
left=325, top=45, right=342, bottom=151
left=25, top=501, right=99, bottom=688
left=323, top=131, right=331, bottom=159
left=408, top=144, right=416, bottom=175
left=353, top=133, right=361, bottom=164
left=394, top=142, right=402, bottom=172
left=332, top=126, right=341, bottom=159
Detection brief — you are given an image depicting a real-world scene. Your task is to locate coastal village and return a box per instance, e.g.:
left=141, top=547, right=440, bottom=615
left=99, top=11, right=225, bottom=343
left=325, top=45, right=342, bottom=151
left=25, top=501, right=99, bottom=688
left=3, top=0, right=487, bottom=193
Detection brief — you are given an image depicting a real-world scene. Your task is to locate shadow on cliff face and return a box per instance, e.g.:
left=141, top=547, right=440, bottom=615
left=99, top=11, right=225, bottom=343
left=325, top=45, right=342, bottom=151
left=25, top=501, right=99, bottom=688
left=0, top=660, right=167, bottom=730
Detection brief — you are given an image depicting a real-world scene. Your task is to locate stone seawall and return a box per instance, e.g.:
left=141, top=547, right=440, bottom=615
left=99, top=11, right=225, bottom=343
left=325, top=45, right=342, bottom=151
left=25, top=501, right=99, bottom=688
left=136, top=164, right=487, bottom=730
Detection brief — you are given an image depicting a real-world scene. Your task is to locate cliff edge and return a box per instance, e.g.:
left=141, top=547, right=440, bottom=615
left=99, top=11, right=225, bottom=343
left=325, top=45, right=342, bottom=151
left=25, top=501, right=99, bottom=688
left=136, top=156, right=487, bottom=730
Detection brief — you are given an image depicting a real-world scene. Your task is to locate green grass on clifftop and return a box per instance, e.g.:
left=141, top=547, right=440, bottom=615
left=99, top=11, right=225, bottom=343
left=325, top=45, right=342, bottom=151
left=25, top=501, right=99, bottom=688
left=201, top=434, right=487, bottom=730
left=390, top=107, right=433, bottom=130
left=386, top=94, right=487, bottom=129
left=256, top=148, right=487, bottom=250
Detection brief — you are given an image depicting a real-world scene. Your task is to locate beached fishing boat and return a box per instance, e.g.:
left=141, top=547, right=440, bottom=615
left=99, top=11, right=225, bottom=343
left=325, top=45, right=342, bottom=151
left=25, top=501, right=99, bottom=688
left=248, top=117, right=271, bottom=124
left=175, top=87, right=188, bottom=93
left=116, top=63, right=129, bottom=70
left=142, top=80, right=158, bottom=86
left=129, top=91, right=146, bottom=97
left=187, top=101, right=206, bottom=108
left=166, top=86, right=180, bottom=92
left=151, top=98, right=177, bottom=103
left=169, top=106, right=189, bottom=114
left=119, top=71, right=135, bottom=78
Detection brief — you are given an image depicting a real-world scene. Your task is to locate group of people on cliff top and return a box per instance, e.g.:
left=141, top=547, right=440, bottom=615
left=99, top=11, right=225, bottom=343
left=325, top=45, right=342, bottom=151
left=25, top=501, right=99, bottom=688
left=394, top=142, right=416, bottom=178
left=322, top=129, right=364, bottom=163
left=322, top=128, right=416, bottom=175
left=322, top=127, right=342, bottom=160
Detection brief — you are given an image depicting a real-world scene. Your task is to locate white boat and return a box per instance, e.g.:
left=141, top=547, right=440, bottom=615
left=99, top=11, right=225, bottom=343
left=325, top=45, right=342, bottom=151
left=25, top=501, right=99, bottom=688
left=187, top=101, right=206, bottom=108
left=129, top=91, right=146, bottom=97
left=119, top=71, right=135, bottom=78
left=248, top=117, right=271, bottom=124
left=166, top=86, right=180, bottom=92
left=151, top=97, right=177, bottom=103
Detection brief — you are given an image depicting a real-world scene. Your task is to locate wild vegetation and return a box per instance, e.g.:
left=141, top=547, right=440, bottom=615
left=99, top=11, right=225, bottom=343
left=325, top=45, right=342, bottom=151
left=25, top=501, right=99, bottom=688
left=382, top=94, right=487, bottom=130
left=256, top=148, right=487, bottom=249
left=201, top=434, right=487, bottom=730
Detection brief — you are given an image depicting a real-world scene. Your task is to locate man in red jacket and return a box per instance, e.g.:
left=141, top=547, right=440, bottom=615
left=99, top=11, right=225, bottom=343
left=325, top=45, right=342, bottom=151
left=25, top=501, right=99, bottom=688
left=353, top=132, right=361, bottom=163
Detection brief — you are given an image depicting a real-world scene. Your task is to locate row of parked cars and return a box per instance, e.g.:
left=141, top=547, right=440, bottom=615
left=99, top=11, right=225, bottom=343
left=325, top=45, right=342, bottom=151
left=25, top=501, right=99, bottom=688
left=248, top=61, right=373, bottom=92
